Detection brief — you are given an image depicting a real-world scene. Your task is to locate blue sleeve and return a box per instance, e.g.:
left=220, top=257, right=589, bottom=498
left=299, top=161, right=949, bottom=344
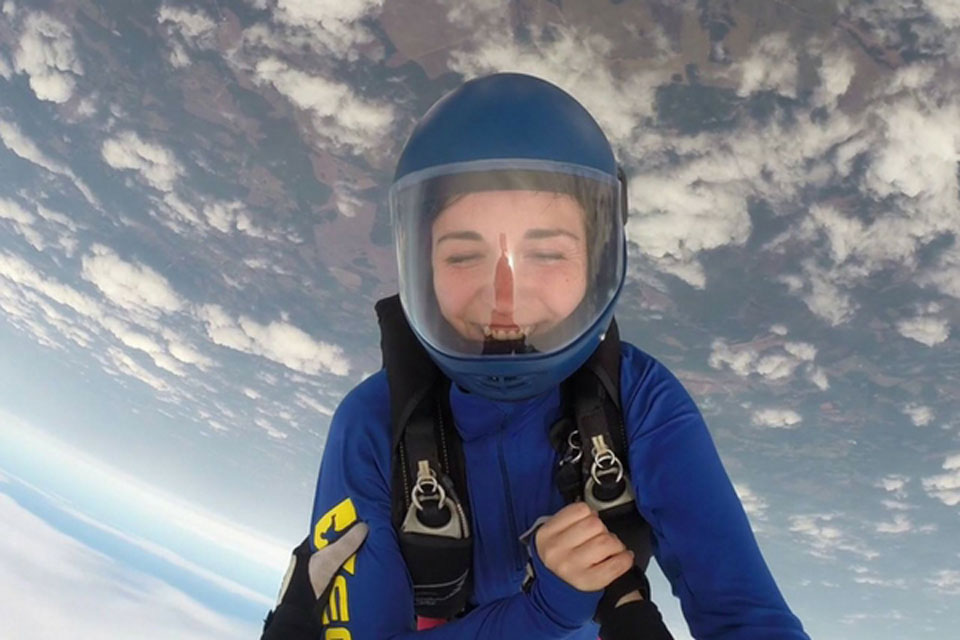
left=309, top=373, right=600, bottom=639
left=623, top=354, right=809, bottom=639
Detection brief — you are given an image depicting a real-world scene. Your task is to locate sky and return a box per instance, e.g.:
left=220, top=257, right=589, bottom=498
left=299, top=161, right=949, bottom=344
left=1, top=0, right=959, bottom=638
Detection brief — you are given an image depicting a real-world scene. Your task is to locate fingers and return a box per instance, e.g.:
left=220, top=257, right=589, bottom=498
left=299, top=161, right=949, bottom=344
left=579, top=549, right=634, bottom=592
left=548, top=511, right=607, bottom=553
left=536, top=501, right=593, bottom=538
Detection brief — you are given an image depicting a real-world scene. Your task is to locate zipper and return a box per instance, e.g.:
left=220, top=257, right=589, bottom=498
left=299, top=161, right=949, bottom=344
left=497, top=426, right=524, bottom=572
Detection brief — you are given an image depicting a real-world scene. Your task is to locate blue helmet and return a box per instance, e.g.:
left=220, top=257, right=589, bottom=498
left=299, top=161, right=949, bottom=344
left=389, top=73, right=627, bottom=401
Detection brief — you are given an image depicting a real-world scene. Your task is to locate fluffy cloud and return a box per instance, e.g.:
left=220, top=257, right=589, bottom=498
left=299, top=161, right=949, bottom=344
left=734, top=483, right=768, bottom=522
left=751, top=408, right=802, bottom=429
left=157, top=5, right=218, bottom=67
left=922, top=453, right=960, bottom=506
left=878, top=475, right=910, bottom=498
left=0, top=117, right=99, bottom=207
left=199, top=304, right=350, bottom=376
left=252, top=57, right=394, bottom=155
left=903, top=403, right=934, bottom=427
left=270, top=0, right=385, bottom=55
left=13, top=11, right=83, bottom=103
left=896, top=315, right=950, bottom=346
left=927, top=569, right=960, bottom=596
left=0, top=494, right=256, bottom=640
left=875, top=514, right=913, bottom=534
left=709, top=335, right=824, bottom=388
left=789, top=513, right=878, bottom=560
left=81, top=245, right=185, bottom=315
left=737, top=33, right=798, bottom=98
left=101, top=131, right=183, bottom=192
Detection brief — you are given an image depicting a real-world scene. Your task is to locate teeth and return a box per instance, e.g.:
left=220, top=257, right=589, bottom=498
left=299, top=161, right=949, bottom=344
left=482, top=325, right=532, bottom=341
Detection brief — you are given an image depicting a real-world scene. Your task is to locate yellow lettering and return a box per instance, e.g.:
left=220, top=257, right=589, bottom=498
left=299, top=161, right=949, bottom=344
left=314, top=497, right=358, bottom=635
left=328, top=575, right=349, bottom=622
left=313, top=498, right=358, bottom=551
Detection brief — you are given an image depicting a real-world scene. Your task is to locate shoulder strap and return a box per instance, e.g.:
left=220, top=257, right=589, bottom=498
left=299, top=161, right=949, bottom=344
left=375, top=295, right=474, bottom=619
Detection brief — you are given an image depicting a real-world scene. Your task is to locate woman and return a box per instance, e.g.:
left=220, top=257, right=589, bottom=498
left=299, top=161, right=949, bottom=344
left=263, top=73, right=809, bottom=640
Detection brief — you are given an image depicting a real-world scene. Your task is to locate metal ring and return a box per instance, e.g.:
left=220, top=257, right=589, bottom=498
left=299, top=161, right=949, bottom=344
left=590, top=455, right=624, bottom=486
left=411, top=476, right=446, bottom=511
left=567, top=430, right=581, bottom=450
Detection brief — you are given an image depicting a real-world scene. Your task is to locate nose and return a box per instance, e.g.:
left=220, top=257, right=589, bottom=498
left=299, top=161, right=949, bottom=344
left=490, top=233, right=516, bottom=326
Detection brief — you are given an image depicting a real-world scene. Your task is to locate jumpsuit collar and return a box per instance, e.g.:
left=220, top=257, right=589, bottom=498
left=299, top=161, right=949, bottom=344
left=448, top=382, right=562, bottom=442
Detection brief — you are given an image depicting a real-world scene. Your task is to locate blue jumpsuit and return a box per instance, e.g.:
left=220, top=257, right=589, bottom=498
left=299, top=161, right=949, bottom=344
left=309, top=342, right=809, bottom=639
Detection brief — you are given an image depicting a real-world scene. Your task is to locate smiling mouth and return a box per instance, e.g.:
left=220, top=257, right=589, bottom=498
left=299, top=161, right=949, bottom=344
left=482, top=324, right=533, bottom=341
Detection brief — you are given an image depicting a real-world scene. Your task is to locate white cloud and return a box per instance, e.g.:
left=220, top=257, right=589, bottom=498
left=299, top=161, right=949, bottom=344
left=270, top=0, right=385, bottom=56
left=733, top=483, right=768, bottom=522
left=814, top=45, right=855, bottom=106
left=447, top=21, right=665, bottom=146
left=101, top=131, right=183, bottom=192
left=875, top=513, right=913, bottom=534
left=105, top=346, right=171, bottom=392
left=252, top=57, right=395, bottom=155
left=770, top=324, right=788, bottom=336
left=0, top=196, right=36, bottom=225
left=789, top=513, right=878, bottom=560
left=751, top=408, right=802, bottom=429
left=157, top=5, right=217, bottom=40
left=922, top=453, right=960, bottom=506
left=81, top=245, right=185, bottom=315
left=801, top=265, right=858, bottom=326
left=294, top=391, right=335, bottom=417
left=164, top=332, right=215, bottom=369
left=0, top=251, right=102, bottom=319
left=628, top=172, right=751, bottom=289
left=255, top=416, right=287, bottom=440
left=13, top=11, right=83, bottom=103
left=709, top=336, right=823, bottom=388
left=807, top=366, right=830, bottom=391
left=199, top=304, right=350, bottom=376
left=896, top=315, right=950, bottom=346
left=737, top=33, right=798, bottom=98
left=927, top=569, right=960, bottom=596
left=0, top=117, right=99, bottom=207
left=903, top=403, right=934, bottom=427
left=0, top=494, right=256, bottom=640
left=878, top=475, right=909, bottom=498
left=157, top=5, right=218, bottom=67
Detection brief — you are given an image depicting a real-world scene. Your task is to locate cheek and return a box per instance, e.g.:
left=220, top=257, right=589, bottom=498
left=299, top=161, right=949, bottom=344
left=518, top=262, right=585, bottom=314
left=433, top=266, right=477, bottom=315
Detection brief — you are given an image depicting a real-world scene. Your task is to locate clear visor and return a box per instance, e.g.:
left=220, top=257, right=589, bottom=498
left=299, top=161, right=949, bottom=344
left=390, top=159, right=624, bottom=358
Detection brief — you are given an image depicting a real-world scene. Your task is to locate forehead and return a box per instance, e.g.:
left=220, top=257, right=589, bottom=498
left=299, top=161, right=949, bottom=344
left=433, top=190, right=584, bottom=230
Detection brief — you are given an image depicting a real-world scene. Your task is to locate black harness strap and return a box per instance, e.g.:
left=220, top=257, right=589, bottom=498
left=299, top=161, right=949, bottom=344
left=376, top=295, right=474, bottom=619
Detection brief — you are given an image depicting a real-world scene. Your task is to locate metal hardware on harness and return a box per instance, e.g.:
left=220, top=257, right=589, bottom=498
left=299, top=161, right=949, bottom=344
left=411, top=459, right=446, bottom=511
left=589, top=435, right=624, bottom=485
left=559, top=429, right=583, bottom=466
left=584, top=436, right=635, bottom=512
left=403, top=459, right=468, bottom=539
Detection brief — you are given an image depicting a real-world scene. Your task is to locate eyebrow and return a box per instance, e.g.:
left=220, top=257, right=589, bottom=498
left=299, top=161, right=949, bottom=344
left=435, top=228, right=580, bottom=246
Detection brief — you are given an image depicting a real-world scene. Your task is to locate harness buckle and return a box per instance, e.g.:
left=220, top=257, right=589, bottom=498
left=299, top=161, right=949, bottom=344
left=584, top=436, right=634, bottom=512
left=402, top=460, right=469, bottom=540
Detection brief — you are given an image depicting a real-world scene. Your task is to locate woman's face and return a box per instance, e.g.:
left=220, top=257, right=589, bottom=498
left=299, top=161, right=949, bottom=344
left=431, top=190, right=588, bottom=344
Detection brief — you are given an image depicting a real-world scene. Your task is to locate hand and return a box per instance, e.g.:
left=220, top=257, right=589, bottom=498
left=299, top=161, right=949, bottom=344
left=534, top=502, right=634, bottom=592
left=262, top=522, right=369, bottom=640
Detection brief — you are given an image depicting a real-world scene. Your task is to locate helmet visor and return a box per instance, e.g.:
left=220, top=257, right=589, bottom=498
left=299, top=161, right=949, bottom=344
left=390, top=159, right=624, bottom=359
